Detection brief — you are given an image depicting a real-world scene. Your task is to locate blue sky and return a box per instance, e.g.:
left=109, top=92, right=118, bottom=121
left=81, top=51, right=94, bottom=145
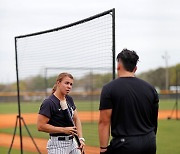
left=0, top=0, right=180, bottom=83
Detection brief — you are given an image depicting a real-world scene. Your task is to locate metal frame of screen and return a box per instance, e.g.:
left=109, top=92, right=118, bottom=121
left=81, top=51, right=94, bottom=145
left=12, top=8, right=115, bottom=154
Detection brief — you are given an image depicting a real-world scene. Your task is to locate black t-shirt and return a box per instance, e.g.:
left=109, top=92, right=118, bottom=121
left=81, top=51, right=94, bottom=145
left=39, top=94, right=76, bottom=136
left=99, top=77, right=159, bottom=137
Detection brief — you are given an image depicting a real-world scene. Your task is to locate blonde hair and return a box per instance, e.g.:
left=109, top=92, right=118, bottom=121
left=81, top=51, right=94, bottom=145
left=52, top=73, right=73, bottom=94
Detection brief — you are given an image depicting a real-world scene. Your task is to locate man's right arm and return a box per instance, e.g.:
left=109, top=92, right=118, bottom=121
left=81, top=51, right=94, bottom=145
left=99, top=85, right=113, bottom=152
left=98, top=109, right=112, bottom=153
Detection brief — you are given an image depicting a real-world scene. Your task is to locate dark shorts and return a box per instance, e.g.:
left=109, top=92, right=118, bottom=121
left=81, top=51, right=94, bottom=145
left=102, top=131, right=156, bottom=154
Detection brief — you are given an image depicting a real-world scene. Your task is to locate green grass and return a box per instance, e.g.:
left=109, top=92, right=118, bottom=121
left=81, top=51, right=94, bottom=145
left=0, top=99, right=179, bottom=153
left=156, top=120, right=180, bottom=154
left=0, top=124, right=49, bottom=139
left=0, top=122, right=99, bottom=147
left=0, top=146, right=36, bottom=154
left=0, top=99, right=177, bottom=114
left=82, top=122, right=99, bottom=147
left=0, top=102, right=40, bottom=114
left=76, top=101, right=99, bottom=111
left=0, top=101, right=99, bottom=114
left=0, top=123, right=99, bottom=146
left=159, top=99, right=177, bottom=110
left=0, top=120, right=180, bottom=154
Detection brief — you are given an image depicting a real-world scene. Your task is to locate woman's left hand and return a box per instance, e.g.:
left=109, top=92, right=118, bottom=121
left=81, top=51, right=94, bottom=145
left=78, top=139, right=85, bottom=153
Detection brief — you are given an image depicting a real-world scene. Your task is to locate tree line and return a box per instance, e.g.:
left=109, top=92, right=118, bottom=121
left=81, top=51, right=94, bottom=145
left=0, top=63, right=179, bottom=92
left=137, top=63, right=180, bottom=90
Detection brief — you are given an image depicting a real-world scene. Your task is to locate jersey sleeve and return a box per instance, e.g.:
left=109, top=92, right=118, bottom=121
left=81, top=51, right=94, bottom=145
left=38, top=99, right=52, bottom=118
left=66, top=95, right=76, bottom=111
left=99, top=85, right=113, bottom=110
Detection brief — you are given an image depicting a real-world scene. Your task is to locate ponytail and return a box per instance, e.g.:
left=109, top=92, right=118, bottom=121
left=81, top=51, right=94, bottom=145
left=52, top=84, right=57, bottom=94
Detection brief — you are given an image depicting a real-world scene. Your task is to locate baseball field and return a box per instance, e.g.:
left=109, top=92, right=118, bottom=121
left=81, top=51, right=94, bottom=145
left=0, top=99, right=180, bottom=154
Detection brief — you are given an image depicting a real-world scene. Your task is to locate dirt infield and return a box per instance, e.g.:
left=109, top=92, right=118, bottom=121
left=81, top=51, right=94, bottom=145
left=0, top=111, right=100, bottom=153
left=0, top=111, right=99, bottom=128
left=0, top=110, right=179, bottom=128
left=0, top=110, right=179, bottom=153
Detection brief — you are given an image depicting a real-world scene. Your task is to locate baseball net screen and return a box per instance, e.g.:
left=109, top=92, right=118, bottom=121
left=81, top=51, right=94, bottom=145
left=15, top=9, right=115, bottom=151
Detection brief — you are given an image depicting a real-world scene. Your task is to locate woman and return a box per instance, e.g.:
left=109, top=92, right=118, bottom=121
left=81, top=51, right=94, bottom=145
left=37, top=73, right=85, bottom=154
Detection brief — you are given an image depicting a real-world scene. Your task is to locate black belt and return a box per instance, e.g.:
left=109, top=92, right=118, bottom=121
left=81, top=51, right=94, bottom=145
left=50, top=135, right=74, bottom=141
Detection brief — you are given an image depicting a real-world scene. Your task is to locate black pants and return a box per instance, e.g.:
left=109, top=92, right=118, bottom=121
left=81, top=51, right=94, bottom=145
left=103, top=131, right=156, bottom=154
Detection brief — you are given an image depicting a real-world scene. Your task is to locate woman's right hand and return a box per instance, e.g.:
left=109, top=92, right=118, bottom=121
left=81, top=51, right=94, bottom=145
left=63, top=126, right=78, bottom=136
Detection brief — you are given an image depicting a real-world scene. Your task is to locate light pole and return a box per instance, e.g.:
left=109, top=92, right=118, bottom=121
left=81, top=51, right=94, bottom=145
left=162, top=51, right=170, bottom=90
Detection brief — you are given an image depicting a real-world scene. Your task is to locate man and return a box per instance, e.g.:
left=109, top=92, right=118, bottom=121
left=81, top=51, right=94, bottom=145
left=98, top=49, right=159, bottom=154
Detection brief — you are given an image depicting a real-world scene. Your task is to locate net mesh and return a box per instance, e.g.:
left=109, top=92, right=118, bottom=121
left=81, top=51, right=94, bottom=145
left=15, top=10, right=114, bottom=151
left=17, top=14, right=113, bottom=81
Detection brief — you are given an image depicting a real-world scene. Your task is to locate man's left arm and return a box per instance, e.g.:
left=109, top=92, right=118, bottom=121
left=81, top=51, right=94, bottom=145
left=153, top=89, right=159, bottom=134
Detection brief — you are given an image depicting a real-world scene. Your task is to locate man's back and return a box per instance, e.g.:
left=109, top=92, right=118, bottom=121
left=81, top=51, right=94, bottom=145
left=100, top=77, right=159, bottom=137
left=98, top=49, right=159, bottom=154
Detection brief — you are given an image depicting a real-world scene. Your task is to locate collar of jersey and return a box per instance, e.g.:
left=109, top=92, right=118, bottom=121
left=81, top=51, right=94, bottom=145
left=50, top=94, right=69, bottom=106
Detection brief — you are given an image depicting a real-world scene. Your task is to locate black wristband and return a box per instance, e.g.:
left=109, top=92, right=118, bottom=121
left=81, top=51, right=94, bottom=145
left=100, top=146, right=108, bottom=149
